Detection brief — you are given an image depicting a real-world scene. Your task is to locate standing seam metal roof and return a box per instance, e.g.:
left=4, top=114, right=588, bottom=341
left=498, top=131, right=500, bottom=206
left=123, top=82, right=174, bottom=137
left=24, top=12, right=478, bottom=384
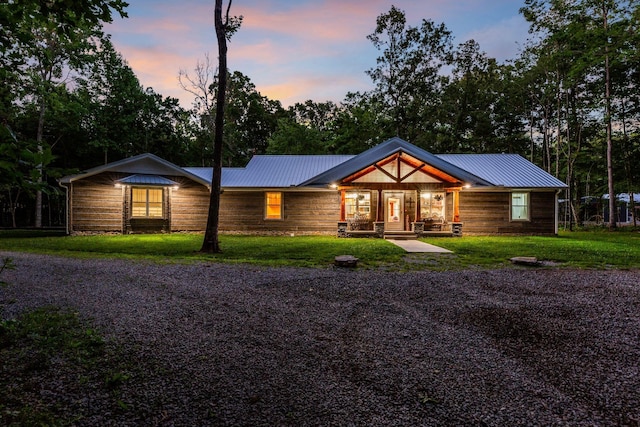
left=436, top=154, right=567, bottom=188
left=299, top=137, right=493, bottom=187
left=116, top=174, right=179, bottom=186
left=184, top=146, right=566, bottom=189
left=60, top=140, right=566, bottom=190
left=185, top=155, right=354, bottom=188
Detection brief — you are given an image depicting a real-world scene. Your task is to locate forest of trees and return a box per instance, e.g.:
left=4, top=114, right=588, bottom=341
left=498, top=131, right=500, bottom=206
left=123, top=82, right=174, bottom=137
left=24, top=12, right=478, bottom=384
left=1, top=0, right=638, bottom=228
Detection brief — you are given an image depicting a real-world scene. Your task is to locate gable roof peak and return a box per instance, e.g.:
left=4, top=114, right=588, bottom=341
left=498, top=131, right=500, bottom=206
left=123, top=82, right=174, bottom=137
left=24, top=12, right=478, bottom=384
left=58, top=152, right=210, bottom=187
left=300, top=137, right=491, bottom=187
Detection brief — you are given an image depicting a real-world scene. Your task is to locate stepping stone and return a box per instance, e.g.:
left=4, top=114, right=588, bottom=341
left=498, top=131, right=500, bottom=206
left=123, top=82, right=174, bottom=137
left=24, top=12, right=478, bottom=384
left=510, top=256, right=541, bottom=266
left=335, top=255, right=359, bottom=268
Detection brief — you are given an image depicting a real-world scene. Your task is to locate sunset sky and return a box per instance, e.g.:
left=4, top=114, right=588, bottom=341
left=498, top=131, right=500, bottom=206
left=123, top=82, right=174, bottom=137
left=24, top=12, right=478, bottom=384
left=105, top=0, right=532, bottom=108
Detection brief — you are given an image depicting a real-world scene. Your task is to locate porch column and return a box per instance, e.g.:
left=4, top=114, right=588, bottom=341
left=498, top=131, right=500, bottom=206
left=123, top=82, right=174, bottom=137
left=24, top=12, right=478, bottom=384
left=340, top=190, right=346, bottom=221
left=377, top=189, right=383, bottom=222
left=416, top=189, right=421, bottom=221
left=453, top=189, right=460, bottom=222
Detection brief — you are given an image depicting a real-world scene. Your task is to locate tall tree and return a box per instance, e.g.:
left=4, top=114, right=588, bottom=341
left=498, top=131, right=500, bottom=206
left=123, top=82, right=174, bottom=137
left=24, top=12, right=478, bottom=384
left=201, top=0, right=241, bottom=253
left=266, top=100, right=338, bottom=155
left=1, top=0, right=127, bottom=227
left=77, top=40, right=192, bottom=167
left=366, top=5, right=453, bottom=147
left=522, top=0, right=640, bottom=228
left=222, top=71, right=283, bottom=165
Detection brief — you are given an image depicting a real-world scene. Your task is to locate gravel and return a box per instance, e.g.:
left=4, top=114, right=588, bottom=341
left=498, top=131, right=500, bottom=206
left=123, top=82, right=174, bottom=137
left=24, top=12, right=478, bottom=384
left=1, top=251, right=639, bottom=426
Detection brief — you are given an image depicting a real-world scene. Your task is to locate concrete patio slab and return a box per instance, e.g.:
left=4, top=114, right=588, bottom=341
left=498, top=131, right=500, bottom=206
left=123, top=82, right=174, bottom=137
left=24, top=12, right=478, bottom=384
left=386, top=239, right=453, bottom=253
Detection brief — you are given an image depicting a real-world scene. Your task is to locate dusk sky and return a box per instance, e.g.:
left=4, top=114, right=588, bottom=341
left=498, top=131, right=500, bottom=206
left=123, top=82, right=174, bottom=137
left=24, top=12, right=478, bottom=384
left=105, top=0, right=533, bottom=108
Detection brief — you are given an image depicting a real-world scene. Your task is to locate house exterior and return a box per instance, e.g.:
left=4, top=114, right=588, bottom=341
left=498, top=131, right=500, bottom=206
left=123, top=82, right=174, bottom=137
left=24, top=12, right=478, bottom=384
left=58, top=137, right=568, bottom=236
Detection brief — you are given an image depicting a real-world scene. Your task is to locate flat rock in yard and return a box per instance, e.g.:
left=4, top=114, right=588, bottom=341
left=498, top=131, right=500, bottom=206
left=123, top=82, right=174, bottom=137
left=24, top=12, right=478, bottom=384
left=510, top=256, right=541, bottom=266
left=335, top=255, right=359, bottom=268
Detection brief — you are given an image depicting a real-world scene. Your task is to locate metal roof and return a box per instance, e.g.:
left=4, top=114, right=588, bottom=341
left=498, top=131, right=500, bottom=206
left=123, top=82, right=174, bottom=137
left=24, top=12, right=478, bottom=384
left=437, top=154, right=567, bottom=188
left=183, top=167, right=250, bottom=187
left=183, top=167, right=212, bottom=184
left=59, top=140, right=567, bottom=191
left=206, top=155, right=354, bottom=188
left=300, top=137, right=492, bottom=187
left=58, top=153, right=210, bottom=187
left=116, top=174, right=179, bottom=186
left=183, top=145, right=567, bottom=190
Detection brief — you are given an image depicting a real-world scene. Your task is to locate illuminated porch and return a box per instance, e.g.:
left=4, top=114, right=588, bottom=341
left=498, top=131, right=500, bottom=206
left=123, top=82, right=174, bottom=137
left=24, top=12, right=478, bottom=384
left=334, top=151, right=465, bottom=238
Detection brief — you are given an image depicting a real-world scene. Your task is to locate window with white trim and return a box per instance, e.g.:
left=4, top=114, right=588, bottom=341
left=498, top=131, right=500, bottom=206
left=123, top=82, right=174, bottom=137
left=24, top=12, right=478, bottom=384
left=265, top=192, right=283, bottom=220
left=132, top=188, right=163, bottom=218
left=511, top=192, right=530, bottom=221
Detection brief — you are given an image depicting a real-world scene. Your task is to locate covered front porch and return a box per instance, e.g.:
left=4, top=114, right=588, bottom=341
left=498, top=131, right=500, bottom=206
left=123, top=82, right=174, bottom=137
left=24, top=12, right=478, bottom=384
left=296, top=139, right=483, bottom=239
left=336, top=187, right=463, bottom=238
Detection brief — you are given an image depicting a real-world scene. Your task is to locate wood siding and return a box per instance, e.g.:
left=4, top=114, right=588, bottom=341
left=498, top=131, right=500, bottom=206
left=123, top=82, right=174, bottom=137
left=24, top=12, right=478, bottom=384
left=170, top=179, right=210, bottom=231
left=70, top=173, right=123, bottom=232
left=218, top=191, right=340, bottom=234
left=459, top=191, right=557, bottom=235
left=67, top=175, right=558, bottom=235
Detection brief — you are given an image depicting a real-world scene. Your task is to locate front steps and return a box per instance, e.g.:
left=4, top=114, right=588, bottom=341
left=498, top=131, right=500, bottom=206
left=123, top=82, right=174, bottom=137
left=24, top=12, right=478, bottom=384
left=384, top=231, right=418, bottom=240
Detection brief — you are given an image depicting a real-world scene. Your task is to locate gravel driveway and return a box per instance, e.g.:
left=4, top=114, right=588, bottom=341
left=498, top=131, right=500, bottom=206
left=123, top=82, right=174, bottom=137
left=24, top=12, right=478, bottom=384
left=1, top=251, right=639, bottom=426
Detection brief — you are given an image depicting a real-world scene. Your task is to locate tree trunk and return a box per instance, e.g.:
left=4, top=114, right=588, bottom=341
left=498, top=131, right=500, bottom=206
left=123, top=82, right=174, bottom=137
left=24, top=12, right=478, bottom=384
left=200, top=0, right=228, bottom=253
left=603, top=3, right=616, bottom=230
left=35, top=97, right=46, bottom=228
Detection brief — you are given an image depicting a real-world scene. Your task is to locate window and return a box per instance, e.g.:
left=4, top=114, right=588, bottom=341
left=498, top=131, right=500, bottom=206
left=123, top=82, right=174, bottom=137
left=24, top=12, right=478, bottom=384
left=132, top=188, right=163, bottom=218
left=265, top=192, right=282, bottom=219
left=420, top=192, right=445, bottom=221
left=511, top=192, right=530, bottom=221
left=345, top=191, right=371, bottom=219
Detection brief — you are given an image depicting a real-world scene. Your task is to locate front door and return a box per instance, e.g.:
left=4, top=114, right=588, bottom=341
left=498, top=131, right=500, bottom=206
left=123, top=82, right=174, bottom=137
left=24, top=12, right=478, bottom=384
left=384, top=192, right=404, bottom=231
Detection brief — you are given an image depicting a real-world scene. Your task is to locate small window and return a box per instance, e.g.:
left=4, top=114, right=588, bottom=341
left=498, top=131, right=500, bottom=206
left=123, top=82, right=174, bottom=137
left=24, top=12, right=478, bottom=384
left=511, top=192, right=529, bottom=221
left=132, top=188, right=164, bottom=218
left=265, top=192, right=282, bottom=220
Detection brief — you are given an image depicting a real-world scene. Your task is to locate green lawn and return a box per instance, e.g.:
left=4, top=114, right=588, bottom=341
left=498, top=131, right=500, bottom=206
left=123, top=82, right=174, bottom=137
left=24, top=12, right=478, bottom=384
left=0, top=229, right=639, bottom=270
left=421, top=230, right=640, bottom=269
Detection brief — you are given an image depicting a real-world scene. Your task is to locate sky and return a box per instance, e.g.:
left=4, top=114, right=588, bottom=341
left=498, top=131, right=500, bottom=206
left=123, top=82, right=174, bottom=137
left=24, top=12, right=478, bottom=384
left=105, top=0, right=533, bottom=109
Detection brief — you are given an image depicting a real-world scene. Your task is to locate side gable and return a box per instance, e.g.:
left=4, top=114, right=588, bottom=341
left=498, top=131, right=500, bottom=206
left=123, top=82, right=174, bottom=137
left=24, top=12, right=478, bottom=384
left=59, top=153, right=211, bottom=188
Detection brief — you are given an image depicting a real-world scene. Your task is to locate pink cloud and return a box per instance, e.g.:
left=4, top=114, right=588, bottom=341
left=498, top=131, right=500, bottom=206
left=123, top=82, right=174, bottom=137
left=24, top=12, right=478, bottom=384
left=104, top=0, right=530, bottom=108
left=259, top=73, right=368, bottom=107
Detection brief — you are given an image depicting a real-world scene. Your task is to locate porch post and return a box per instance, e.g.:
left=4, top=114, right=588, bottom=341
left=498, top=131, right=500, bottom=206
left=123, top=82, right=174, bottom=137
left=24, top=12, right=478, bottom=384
left=453, top=189, right=460, bottom=222
left=416, top=189, right=421, bottom=221
left=340, top=190, right=346, bottom=221
left=452, top=189, right=463, bottom=237
left=377, top=189, right=383, bottom=222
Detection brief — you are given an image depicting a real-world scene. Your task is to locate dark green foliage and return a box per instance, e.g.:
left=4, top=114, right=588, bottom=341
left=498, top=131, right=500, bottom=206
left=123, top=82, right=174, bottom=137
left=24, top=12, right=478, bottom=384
left=1, top=1, right=638, bottom=229
left=0, top=257, right=14, bottom=288
left=0, top=308, right=134, bottom=425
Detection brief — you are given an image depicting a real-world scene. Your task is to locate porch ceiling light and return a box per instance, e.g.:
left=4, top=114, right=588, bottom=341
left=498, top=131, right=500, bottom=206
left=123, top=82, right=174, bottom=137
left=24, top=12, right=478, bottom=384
left=463, top=183, right=472, bottom=189
left=329, top=183, right=339, bottom=189
left=114, top=182, right=122, bottom=188
left=172, top=185, right=179, bottom=191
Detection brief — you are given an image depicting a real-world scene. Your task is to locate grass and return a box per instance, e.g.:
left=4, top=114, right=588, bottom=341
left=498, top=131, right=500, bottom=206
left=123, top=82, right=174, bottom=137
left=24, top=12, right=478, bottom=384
left=0, top=308, right=133, bottom=425
left=0, top=232, right=407, bottom=268
left=421, top=229, right=640, bottom=269
left=0, top=229, right=639, bottom=270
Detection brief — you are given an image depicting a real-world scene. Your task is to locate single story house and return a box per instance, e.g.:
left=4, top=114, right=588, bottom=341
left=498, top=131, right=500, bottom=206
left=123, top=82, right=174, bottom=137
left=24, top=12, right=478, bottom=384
left=58, top=137, right=568, bottom=236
